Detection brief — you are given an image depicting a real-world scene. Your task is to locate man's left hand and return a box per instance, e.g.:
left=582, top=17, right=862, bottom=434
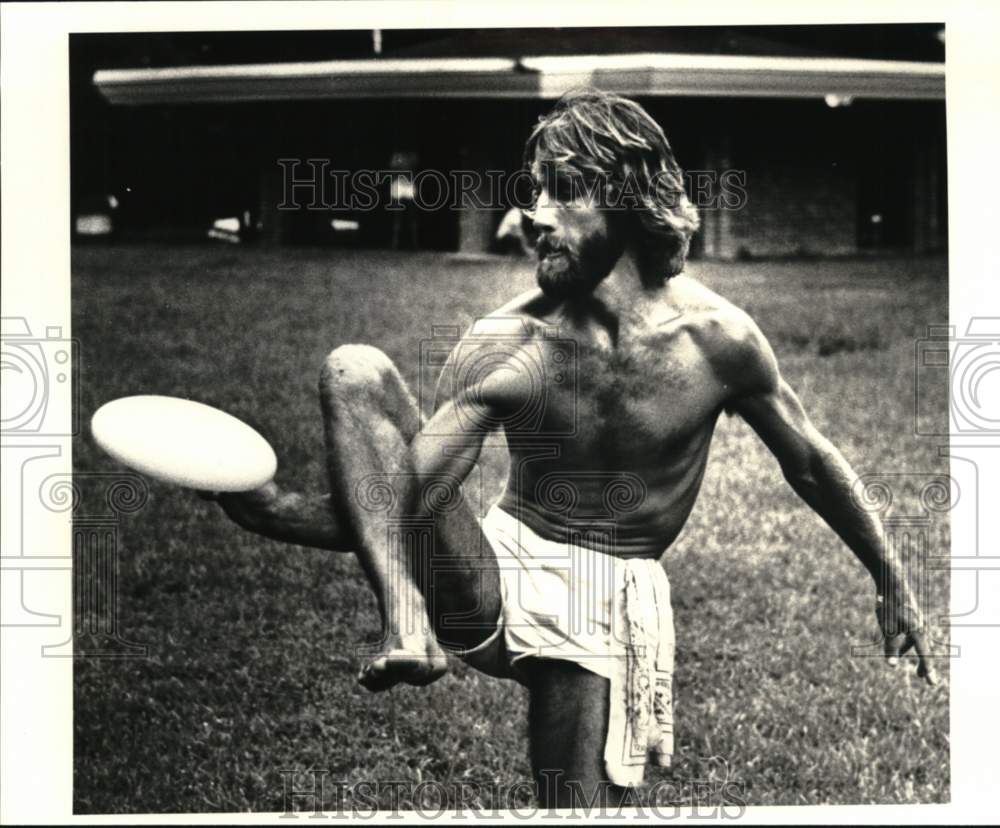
left=876, top=595, right=940, bottom=687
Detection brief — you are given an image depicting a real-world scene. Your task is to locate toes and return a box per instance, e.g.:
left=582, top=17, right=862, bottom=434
left=355, top=651, right=449, bottom=692
left=358, top=657, right=395, bottom=693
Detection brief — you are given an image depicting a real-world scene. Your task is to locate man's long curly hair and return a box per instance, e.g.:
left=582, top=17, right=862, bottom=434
left=523, top=89, right=700, bottom=282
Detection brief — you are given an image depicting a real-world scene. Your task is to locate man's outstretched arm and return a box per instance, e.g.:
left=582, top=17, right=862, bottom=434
left=724, top=317, right=939, bottom=686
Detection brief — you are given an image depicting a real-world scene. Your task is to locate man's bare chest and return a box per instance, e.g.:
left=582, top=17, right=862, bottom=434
left=503, top=327, right=723, bottom=451
left=579, top=336, right=719, bottom=442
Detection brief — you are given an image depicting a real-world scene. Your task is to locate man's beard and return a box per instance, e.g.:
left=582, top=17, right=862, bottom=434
left=535, top=232, right=624, bottom=300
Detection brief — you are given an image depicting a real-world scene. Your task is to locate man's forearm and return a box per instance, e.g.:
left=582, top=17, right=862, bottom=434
left=406, top=425, right=490, bottom=520
left=784, top=441, right=911, bottom=597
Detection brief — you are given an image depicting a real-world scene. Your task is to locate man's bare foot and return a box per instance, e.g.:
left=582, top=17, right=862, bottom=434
left=358, top=635, right=449, bottom=692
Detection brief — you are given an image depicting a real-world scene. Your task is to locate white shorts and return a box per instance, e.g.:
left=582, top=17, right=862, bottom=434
left=460, top=504, right=676, bottom=787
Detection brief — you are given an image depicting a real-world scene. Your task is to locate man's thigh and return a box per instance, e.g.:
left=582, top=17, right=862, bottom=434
left=523, top=657, right=623, bottom=808
left=322, top=343, right=501, bottom=651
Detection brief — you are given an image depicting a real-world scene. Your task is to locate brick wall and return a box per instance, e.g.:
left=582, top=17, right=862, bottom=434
left=728, top=154, right=857, bottom=258
left=691, top=99, right=946, bottom=261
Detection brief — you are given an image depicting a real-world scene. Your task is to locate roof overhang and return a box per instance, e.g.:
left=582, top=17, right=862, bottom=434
left=94, top=52, right=945, bottom=106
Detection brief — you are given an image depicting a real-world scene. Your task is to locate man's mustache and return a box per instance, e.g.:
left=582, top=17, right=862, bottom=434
left=536, top=237, right=569, bottom=259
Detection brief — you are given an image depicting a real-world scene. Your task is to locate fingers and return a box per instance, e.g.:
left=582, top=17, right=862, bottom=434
left=883, top=632, right=907, bottom=666
left=910, top=630, right=940, bottom=686
left=884, top=630, right=940, bottom=686
left=877, top=597, right=942, bottom=686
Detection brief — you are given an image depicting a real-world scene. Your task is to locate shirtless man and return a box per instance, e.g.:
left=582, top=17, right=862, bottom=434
left=209, top=90, right=938, bottom=807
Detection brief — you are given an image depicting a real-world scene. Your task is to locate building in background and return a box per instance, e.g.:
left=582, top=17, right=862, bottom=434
left=72, top=25, right=946, bottom=259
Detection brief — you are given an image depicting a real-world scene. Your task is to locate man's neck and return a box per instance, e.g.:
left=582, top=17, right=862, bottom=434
left=583, top=245, right=668, bottom=321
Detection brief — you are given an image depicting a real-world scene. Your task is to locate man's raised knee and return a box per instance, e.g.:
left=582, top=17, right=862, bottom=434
left=320, top=344, right=394, bottom=398
left=319, top=344, right=420, bottom=438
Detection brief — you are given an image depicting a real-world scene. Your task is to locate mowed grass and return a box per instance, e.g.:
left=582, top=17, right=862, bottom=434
left=72, top=245, right=949, bottom=813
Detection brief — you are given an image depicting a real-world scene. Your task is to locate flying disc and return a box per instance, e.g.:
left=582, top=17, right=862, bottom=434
left=91, top=395, right=277, bottom=492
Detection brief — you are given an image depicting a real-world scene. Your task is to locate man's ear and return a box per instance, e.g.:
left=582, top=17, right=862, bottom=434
left=606, top=196, right=634, bottom=240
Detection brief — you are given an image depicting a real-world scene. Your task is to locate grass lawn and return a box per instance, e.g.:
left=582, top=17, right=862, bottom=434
left=71, top=244, right=950, bottom=813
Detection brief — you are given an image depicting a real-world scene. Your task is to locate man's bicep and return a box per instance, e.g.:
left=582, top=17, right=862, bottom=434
left=431, top=326, right=512, bottom=413
left=721, top=320, right=823, bottom=476
left=734, top=378, right=823, bottom=479
left=423, top=386, right=499, bottom=438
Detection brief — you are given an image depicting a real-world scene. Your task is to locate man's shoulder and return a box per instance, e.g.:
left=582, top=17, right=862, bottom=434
left=435, top=289, right=552, bottom=406
left=464, top=288, right=554, bottom=341
left=669, top=276, right=759, bottom=348
left=669, top=276, right=776, bottom=390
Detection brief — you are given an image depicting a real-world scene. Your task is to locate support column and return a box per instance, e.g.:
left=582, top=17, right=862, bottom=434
left=457, top=145, right=497, bottom=255
left=257, top=153, right=292, bottom=246
left=701, top=136, right=737, bottom=261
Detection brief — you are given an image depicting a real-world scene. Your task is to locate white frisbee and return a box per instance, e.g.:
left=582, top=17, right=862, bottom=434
left=91, top=395, right=277, bottom=492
